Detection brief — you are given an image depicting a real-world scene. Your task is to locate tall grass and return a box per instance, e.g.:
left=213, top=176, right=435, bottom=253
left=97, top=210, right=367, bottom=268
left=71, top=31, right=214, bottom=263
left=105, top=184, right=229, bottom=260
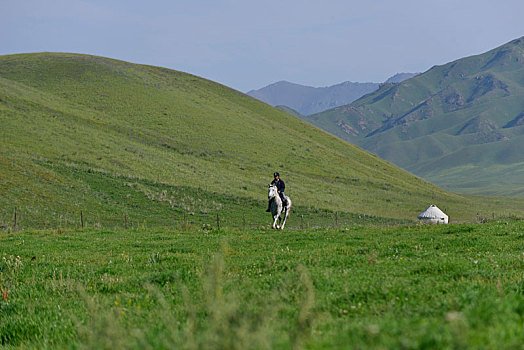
left=1, top=223, right=523, bottom=348
left=74, top=251, right=316, bottom=349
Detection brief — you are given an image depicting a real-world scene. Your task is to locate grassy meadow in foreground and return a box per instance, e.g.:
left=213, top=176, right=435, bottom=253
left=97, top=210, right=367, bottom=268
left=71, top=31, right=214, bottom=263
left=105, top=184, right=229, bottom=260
left=1, top=52, right=523, bottom=350
left=1, top=222, right=523, bottom=349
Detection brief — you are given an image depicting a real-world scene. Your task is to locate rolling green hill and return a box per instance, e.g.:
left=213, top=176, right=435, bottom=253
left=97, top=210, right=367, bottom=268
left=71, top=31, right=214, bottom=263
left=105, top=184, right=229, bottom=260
left=0, top=53, right=522, bottom=228
left=305, top=37, right=524, bottom=196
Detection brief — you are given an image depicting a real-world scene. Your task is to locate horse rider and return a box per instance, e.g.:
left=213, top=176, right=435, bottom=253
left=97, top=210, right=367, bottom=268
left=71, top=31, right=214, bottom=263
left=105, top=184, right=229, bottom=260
left=266, top=172, right=287, bottom=212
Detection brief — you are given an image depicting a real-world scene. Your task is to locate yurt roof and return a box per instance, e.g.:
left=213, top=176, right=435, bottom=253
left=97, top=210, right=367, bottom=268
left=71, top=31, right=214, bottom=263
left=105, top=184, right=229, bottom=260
left=418, top=205, right=448, bottom=219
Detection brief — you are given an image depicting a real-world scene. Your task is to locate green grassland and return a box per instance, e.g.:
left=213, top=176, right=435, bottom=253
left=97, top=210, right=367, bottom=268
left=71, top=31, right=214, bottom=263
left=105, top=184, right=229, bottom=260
left=1, top=223, right=523, bottom=348
left=304, top=37, right=524, bottom=196
left=1, top=53, right=524, bottom=349
left=1, top=52, right=524, bottom=229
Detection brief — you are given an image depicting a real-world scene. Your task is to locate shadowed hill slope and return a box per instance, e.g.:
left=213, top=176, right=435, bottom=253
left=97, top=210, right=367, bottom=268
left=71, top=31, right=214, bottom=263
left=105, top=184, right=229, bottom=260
left=0, top=53, right=521, bottom=228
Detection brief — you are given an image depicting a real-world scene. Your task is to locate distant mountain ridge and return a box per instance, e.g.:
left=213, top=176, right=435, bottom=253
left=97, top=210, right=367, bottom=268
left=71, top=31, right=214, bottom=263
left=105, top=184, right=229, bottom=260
left=247, top=73, right=417, bottom=115
left=302, top=36, right=524, bottom=197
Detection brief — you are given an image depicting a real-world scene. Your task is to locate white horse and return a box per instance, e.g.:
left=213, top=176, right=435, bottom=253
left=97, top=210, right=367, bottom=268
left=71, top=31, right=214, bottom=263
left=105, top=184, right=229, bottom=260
left=268, top=184, right=292, bottom=230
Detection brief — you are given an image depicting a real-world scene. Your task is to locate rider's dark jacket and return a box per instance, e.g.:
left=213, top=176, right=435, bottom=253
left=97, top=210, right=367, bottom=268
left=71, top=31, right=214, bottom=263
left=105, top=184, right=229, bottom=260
left=271, top=178, right=285, bottom=193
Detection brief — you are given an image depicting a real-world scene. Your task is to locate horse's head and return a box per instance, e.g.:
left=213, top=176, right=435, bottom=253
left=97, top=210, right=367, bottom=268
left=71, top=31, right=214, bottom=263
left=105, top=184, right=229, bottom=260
left=268, top=183, right=278, bottom=199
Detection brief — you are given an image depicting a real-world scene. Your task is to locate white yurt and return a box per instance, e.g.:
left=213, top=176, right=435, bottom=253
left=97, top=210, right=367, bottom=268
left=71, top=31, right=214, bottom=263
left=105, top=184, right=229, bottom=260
left=417, top=205, right=449, bottom=224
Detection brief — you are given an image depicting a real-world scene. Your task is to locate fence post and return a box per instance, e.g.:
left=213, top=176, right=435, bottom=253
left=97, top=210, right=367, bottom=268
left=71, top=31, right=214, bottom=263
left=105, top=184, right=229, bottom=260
left=14, top=207, right=18, bottom=231
left=81, top=211, right=84, bottom=229
left=184, top=212, right=187, bottom=227
left=335, top=212, right=338, bottom=227
left=216, top=214, right=220, bottom=230
left=243, top=214, right=246, bottom=230
left=301, top=215, right=304, bottom=230
left=124, top=213, right=128, bottom=230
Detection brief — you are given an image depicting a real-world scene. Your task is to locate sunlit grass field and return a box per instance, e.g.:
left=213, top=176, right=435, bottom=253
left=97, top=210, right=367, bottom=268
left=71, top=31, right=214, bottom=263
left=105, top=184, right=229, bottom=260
left=1, top=52, right=523, bottom=349
left=1, top=222, right=523, bottom=348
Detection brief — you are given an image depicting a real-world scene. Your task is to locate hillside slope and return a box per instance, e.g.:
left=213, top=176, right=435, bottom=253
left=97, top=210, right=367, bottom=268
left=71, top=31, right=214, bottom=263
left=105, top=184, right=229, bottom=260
left=0, top=53, right=520, bottom=228
left=305, top=37, right=524, bottom=196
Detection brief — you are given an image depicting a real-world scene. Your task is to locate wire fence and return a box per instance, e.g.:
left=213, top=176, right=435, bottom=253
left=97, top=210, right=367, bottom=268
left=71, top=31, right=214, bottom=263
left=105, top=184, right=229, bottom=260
left=0, top=206, right=414, bottom=232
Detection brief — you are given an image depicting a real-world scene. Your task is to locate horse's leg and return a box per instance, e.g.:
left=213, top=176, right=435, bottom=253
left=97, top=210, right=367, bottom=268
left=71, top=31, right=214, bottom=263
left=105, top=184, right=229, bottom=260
left=276, top=209, right=284, bottom=229
left=280, top=208, right=288, bottom=230
left=272, top=214, right=279, bottom=229
left=281, top=210, right=286, bottom=230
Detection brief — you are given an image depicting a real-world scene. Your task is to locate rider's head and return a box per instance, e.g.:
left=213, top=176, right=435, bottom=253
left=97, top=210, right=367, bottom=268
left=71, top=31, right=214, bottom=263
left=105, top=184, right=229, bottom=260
left=274, top=172, right=280, bottom=180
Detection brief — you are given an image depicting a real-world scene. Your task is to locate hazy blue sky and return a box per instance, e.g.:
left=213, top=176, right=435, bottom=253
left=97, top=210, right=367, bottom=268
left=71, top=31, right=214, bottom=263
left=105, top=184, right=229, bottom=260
left=2, top=0, right=524, bottom=91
